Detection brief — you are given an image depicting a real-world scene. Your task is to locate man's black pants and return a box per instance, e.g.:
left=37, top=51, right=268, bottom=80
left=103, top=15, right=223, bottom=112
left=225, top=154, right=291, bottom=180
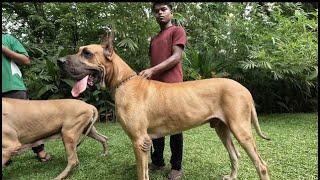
left=151, top=133, right=183, bottom=170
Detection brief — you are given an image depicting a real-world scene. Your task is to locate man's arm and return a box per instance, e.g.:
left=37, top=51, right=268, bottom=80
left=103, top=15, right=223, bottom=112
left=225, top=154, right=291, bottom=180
left=139, top=45, right=184, bottom=79
left=2, top=45, right=30, bottom=65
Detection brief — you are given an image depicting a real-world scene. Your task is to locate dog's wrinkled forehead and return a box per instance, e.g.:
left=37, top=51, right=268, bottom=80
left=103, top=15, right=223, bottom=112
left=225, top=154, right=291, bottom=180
left=78, top=44, right=103, bottom=54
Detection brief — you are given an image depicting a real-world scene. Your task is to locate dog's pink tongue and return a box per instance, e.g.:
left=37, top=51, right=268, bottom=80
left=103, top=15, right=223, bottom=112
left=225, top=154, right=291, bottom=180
left=71, top=75, right=89, bottom=97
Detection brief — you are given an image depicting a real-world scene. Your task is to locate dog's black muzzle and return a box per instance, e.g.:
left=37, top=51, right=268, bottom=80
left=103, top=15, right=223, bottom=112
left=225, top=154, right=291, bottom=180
left=58, top=56, right=102, bottom=82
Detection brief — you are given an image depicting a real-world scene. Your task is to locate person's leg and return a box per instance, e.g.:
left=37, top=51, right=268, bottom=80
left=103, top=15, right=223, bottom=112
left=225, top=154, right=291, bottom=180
left=150, top=137, right=166, bottom=168
left=32, top=144, right=51, bottom=162
left=168, top=133, right=183, bottom=180
left=169, top=133, right=183, bottom=170
left=31, top=144, right=45, bottom=153
left=3, top=90, right=51, bottom=162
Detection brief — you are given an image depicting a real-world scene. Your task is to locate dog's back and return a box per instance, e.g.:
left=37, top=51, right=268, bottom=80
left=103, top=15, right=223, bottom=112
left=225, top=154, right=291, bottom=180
left=2, top=97, right=108, bottom=179
left=2, top=98, right=96, bottom=146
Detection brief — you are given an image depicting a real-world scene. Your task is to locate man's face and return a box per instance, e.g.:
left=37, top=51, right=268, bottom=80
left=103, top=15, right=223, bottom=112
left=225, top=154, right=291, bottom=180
left=153, top=4, right=173, bottom=25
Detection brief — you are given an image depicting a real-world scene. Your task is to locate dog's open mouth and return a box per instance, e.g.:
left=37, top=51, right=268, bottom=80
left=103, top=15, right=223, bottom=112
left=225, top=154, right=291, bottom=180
left=58, top=58, right=103, bottom=97
left=71, top=74, right=96, bottom=98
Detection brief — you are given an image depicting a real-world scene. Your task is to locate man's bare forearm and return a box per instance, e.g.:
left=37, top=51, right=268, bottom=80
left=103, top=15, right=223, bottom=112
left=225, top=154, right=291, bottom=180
left=139, top=45, right=184, bottom=79
left=2, top=45, right=30, bottom=65
left=151, top=55, right=180, bottom=75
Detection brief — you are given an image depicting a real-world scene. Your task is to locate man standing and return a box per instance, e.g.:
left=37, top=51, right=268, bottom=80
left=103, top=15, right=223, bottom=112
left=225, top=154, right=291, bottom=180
left=2, top=33, right=52, bottom=163
left=139, top=2, right=187, bottom=180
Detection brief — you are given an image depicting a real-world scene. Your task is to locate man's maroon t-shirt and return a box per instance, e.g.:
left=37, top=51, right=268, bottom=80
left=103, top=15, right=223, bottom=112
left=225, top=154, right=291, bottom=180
left=149, top=25, right=187, bottom=83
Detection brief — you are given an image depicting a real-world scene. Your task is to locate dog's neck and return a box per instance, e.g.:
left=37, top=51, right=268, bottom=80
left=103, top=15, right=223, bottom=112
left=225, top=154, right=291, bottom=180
left=114, top=73, right=137, bottom=90
left=107, top=53, right=137, bottom=90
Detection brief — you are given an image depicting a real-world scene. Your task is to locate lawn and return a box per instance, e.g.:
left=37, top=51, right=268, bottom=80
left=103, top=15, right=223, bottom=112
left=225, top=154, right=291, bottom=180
left=3, top=113, right=318, bottom=180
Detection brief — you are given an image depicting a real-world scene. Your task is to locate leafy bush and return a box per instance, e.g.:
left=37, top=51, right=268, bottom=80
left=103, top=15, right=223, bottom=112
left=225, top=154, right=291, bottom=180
left=3, top=2, right=318, bottom=116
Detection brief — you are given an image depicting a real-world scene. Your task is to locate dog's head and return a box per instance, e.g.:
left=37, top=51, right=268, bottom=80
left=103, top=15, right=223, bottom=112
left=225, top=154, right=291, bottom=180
left=58, top=31, right=115, bottom=97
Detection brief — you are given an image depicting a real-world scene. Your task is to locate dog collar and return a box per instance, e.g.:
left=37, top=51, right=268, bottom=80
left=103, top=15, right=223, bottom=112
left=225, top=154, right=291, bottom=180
left=114, top=73, right=137, bottom=90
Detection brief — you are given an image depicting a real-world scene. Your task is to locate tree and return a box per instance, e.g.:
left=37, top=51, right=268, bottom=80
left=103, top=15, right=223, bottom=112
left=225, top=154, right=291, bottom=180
left=2, top=2, right=318, bottom=115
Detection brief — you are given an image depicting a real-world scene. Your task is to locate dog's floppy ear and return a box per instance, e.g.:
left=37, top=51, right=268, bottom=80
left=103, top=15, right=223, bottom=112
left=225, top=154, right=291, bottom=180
left=101, top=29, right=114, bottom=61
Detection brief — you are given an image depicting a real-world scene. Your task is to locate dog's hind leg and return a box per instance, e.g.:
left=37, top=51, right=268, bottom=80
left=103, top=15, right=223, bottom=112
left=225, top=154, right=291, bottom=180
left=214, top=120, right=239, bottom=180
left=87, top=126, right=109, bottom=156
left=55, top=131, right=81, bottom=180
left=229, top=120, right=269, bottom=180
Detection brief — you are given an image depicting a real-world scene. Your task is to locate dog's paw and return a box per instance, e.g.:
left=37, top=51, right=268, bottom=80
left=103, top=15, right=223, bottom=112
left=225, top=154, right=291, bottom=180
left=222, top=175, right=236, bottom=180
left=100, top=153, right=108, bottom=157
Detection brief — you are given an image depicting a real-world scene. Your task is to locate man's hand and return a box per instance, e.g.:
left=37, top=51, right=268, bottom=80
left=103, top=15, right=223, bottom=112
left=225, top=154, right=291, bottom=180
left=139, top=45, right=183, bottom=80
left=139, top=68, right=154, bottom=79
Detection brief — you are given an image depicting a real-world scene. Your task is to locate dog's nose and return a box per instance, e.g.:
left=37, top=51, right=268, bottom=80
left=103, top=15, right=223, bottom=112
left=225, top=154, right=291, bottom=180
left=57, top=57, right=67, bottom=67
left=58, top=57, right=67, bottom=63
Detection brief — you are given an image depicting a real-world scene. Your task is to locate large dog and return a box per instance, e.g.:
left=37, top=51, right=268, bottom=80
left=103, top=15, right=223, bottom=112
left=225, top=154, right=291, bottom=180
left=2, top=98, right=108, bottom=179
left=58, top=33, right=270, bottom=180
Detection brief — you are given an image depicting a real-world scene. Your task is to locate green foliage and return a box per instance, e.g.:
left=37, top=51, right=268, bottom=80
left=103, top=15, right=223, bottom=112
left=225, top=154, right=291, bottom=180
left=2, top=2, right=318, bottom=115
left=22, top=44, right=66, bottom=100
left=180, top=2, right=318, bottom=113
left=238, top=3, right=318, bottom=112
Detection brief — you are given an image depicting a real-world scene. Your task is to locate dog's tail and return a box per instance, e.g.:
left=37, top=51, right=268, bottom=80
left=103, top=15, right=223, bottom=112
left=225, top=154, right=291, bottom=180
left=251, top=103, right=271, bottom=140
left=77, top=106, right=99, bottom=147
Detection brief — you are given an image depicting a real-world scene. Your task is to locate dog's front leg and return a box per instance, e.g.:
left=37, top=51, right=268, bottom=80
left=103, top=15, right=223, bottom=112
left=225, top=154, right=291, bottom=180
left=2, top=148, right=12, bottom=166
left=132, top=135, right=152, bottom=180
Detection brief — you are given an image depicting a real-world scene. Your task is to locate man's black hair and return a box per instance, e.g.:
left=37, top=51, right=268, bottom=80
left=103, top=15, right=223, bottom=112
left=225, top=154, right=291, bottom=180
left=151, top=2, right=173, bottom=12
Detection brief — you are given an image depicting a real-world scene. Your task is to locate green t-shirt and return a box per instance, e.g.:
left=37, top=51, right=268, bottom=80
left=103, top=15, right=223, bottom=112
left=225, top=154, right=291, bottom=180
left=2, top=34, right=29, bottom=93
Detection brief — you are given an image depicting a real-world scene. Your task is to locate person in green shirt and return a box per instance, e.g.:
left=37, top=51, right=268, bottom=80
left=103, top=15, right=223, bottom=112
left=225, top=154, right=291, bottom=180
left=2, top=33, right=52, bottom=163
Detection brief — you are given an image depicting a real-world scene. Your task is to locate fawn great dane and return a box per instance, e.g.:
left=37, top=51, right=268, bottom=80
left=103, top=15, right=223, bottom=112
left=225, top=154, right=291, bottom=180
left=2, top=98, right=108, bottom=179
left=58, top=33, right=270, bottom=180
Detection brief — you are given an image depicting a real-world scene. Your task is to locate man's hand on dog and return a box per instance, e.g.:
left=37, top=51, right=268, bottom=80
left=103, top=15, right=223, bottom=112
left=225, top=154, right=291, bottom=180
left=139, top=68, right=154, bottom=79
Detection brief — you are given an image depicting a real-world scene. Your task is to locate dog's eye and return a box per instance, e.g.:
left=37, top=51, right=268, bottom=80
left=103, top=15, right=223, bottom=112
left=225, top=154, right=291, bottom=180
left=82, top=49, right=93, bottom=59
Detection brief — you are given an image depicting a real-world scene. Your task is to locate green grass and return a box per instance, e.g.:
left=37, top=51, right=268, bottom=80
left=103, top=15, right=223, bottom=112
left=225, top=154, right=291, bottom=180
left=3, top=113, right=318, bottom=180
